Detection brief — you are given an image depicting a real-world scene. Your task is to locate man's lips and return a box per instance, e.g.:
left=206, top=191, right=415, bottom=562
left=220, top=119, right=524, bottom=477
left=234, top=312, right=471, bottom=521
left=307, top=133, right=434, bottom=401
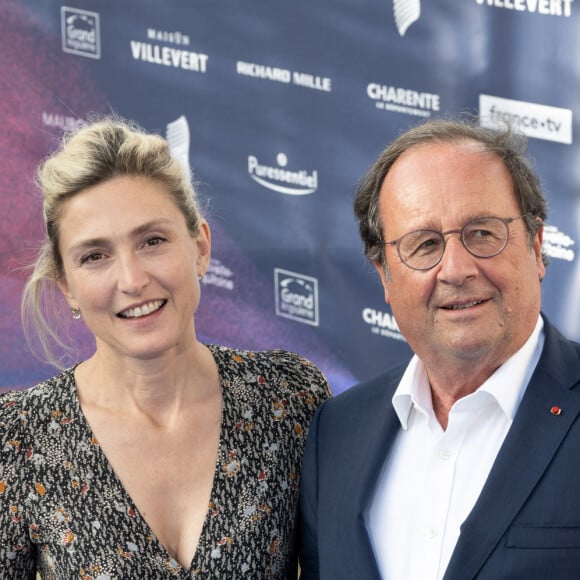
left=117, top=299, right=166, bottom=319
left=439, top=299, right=487, bottom=310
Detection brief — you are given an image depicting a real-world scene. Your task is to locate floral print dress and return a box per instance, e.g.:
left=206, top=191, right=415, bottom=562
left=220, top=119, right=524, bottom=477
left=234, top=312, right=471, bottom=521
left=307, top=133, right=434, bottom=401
left=0, top=346, right=331, bottom=579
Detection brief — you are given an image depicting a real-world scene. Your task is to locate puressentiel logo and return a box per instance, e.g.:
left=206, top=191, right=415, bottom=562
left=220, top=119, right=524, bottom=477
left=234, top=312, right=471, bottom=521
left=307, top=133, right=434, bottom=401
left=275, top=269, right=319, bottom=326
left=248, top=154, right=318, bottom=195
left=480, top=95, right=572, bottom=145
left=393, top=0, right=421, bottom=36
left=61, top=7, right=100, bottom=59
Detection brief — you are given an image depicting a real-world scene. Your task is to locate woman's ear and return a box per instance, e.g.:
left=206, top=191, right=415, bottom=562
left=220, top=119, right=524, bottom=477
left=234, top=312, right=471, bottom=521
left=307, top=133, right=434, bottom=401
left=56, top=277, right=79, bottom=311
left=195, top=220, right=211, bottom=276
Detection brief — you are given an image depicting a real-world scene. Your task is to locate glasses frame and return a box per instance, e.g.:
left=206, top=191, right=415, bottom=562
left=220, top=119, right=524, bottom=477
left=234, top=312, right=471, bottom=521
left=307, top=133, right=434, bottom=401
left=382, top=214, right=530, bottom=271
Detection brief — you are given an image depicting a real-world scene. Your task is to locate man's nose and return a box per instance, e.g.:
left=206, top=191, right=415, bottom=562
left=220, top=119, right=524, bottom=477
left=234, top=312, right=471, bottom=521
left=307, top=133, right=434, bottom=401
left=436, top=234, right=478, bottom=286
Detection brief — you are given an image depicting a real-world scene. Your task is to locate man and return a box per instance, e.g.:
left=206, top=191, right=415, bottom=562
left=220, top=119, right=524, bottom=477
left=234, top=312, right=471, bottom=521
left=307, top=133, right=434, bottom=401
left=299, top=118, right=580, bottom=579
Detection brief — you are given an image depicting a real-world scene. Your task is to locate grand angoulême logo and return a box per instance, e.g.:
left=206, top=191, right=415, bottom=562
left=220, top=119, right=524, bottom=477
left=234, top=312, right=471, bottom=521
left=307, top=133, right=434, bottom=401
left=61, top=6, right=100, bottom=59
left=275, top=269, right=319, bottom=326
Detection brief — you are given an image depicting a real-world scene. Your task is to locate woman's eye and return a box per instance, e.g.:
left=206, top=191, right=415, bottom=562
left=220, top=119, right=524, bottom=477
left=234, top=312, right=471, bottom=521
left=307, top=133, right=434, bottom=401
left=145, top=236, right=167, bottom=247
left=79, top=252, right=104, bottom=264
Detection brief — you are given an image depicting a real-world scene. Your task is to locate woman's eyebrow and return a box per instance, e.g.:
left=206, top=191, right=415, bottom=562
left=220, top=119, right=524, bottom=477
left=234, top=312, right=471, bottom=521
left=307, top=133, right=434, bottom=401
left=67, top=219, right=175, bottom=256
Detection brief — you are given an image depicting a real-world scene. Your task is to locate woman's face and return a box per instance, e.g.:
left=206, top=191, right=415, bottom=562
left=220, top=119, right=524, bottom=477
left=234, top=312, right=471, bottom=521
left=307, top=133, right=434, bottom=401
left=56, top=175, right=210, bottom=362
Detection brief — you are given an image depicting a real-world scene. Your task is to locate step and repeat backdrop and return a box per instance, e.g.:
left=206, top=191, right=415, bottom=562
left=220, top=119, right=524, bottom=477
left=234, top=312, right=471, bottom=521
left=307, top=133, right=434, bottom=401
left=1, top=0, right=578, bottom=393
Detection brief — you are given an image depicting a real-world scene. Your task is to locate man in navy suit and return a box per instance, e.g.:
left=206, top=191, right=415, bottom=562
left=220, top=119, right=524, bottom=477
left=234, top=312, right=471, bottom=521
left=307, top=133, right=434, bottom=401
left=299, top=118, right=580, bottom=579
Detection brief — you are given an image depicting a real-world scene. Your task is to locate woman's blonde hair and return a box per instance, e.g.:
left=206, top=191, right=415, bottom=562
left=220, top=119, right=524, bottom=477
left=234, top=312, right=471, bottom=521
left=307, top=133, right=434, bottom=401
left=22, top=115, right=204, bottom=367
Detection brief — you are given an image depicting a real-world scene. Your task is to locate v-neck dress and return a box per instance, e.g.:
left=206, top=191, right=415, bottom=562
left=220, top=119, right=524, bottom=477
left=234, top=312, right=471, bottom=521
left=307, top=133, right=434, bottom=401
left=0, top=346, right=331, bottom=579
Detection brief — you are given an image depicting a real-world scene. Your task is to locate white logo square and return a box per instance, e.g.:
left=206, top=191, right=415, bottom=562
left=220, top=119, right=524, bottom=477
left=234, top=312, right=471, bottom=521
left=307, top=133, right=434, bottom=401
left=274, top=269, right=319, bottom=327
left=61, top=7, right=101, bottom=59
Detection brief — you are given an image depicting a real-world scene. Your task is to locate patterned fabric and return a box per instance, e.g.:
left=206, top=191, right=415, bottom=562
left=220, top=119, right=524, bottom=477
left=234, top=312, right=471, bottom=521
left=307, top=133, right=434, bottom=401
left=0, top=346, right=331, bottom=579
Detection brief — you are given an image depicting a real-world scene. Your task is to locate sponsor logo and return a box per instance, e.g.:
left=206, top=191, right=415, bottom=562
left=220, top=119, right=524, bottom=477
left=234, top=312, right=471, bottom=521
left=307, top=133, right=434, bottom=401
left=393, top=0, right=421, bottom=35
left=166, top=116, right=191, bottom=179
left=543, top=224, right=575, bottom=262
left=480, top=94, right=572, bottom=144
left=42, top=111, right=84, bottom=131
left=202, top=259, right=234, bottom=291
left=61, top=7, right=100, bottom=59
left=248, top=153, right=318, bottom=195
left=275, top=269, right=319, bottom=326
left=367, top=83, right=440, bottom=118
left=475, top=0, right=573, bottom=17
left=147, top=28, right=190, bottom=46
left=236, top=61, right=332, bottom=92
left=130, top=27, right=207, bottom=72
left=362, top=307, right=406, bottom=341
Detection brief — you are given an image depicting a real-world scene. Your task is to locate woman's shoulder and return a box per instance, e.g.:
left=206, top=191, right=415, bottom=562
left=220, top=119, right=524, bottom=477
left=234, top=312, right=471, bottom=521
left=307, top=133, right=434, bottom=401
left=0, top=368, right=76, bottom=442
left=207, top=343, right=326, bottom=380
left=208, top=344, right=332, bottom=402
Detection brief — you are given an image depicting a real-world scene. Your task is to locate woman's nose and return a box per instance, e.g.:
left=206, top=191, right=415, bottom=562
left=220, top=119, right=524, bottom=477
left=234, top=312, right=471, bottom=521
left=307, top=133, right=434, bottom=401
left=116, top=253, right=150, bottom=294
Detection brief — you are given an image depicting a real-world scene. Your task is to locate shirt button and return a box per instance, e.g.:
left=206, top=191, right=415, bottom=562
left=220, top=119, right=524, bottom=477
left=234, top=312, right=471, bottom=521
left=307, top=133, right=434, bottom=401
left=426, top=526, right=438, bottom=539
left=439, top=449, right=451, bottom=460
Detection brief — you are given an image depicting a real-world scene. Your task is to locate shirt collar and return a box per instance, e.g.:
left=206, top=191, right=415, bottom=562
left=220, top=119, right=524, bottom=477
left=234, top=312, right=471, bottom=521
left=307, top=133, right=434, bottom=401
left=392, top=315, right=545, bottom=429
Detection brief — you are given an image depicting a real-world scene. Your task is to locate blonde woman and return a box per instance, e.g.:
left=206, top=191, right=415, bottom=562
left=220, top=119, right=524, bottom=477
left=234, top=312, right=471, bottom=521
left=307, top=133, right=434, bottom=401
left=0, top=117, right=330, bottom=579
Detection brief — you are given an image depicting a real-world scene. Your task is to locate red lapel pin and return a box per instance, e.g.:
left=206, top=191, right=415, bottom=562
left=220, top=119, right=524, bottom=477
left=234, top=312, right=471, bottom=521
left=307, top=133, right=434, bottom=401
left=550, top=406, right=562, bottom=416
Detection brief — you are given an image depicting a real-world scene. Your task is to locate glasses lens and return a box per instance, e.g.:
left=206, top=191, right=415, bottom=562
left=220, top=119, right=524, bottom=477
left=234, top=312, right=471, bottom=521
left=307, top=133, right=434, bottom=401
left=399, top=230, right=445, bottom=270
left=463, top=217, right=508, bottom=257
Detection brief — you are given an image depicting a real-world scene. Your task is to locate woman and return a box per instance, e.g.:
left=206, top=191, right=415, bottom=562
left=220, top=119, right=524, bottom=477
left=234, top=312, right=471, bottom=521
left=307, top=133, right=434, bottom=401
left=0, top=117, right=331, bottom=579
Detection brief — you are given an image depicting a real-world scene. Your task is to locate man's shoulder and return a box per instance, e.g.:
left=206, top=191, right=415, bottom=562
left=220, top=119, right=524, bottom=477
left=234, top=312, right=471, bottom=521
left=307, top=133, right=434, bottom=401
left=306, top=363, right=407, bottom=451
left=537, top=317, right=580, bottom=397
left=321, top=362, right=408, bottom=417
left=543, top=315, right=580, bottom=347
left=541, top=316, right=580, bottom=366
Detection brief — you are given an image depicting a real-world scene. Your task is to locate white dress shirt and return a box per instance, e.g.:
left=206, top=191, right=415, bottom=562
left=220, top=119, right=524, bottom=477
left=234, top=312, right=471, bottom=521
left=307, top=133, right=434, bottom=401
left=366, top=316, right=544, bottom=580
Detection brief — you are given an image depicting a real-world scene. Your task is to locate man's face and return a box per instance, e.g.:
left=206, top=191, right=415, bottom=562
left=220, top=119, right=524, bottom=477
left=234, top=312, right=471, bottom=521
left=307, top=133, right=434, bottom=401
left=375, top=140, right=545, bottom=370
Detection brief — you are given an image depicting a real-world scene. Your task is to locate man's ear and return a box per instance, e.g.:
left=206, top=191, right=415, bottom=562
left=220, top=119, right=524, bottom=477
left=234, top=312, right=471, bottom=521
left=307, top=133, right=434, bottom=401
left=372, top=260, right=392, bottom=305
left=532, top=221, right=546, bottom=281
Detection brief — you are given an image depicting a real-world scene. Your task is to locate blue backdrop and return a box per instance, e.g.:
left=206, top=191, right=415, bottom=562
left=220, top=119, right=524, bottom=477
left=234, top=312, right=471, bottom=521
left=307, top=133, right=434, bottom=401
left=1, top=0, right=578, bottom=393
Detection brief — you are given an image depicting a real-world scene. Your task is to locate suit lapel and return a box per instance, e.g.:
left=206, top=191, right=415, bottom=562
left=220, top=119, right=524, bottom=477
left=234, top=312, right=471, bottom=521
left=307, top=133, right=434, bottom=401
left=444, top=321, right=580, bottom=580
left=337, top=368, right=404, bottom=577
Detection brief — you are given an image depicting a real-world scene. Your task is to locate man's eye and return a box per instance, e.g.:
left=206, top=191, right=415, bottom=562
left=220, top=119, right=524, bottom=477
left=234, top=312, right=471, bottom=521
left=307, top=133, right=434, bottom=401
left=472, top=229, right=493, bottom=238
left=468, top=228, right=503, bottom=243
left=420, top=238, right=438, bottom=248
left=414, top=237, right=442, bottom=255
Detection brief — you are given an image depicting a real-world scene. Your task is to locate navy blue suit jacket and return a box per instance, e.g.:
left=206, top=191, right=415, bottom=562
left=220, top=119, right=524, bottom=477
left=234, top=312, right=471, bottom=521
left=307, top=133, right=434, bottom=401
left=299, top=316, right=580, bottom=579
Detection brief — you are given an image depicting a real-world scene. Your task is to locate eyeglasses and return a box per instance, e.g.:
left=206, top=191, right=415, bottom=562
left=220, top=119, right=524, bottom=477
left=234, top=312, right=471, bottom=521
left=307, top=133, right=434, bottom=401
left=383, top=215, right=529, bottom=271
